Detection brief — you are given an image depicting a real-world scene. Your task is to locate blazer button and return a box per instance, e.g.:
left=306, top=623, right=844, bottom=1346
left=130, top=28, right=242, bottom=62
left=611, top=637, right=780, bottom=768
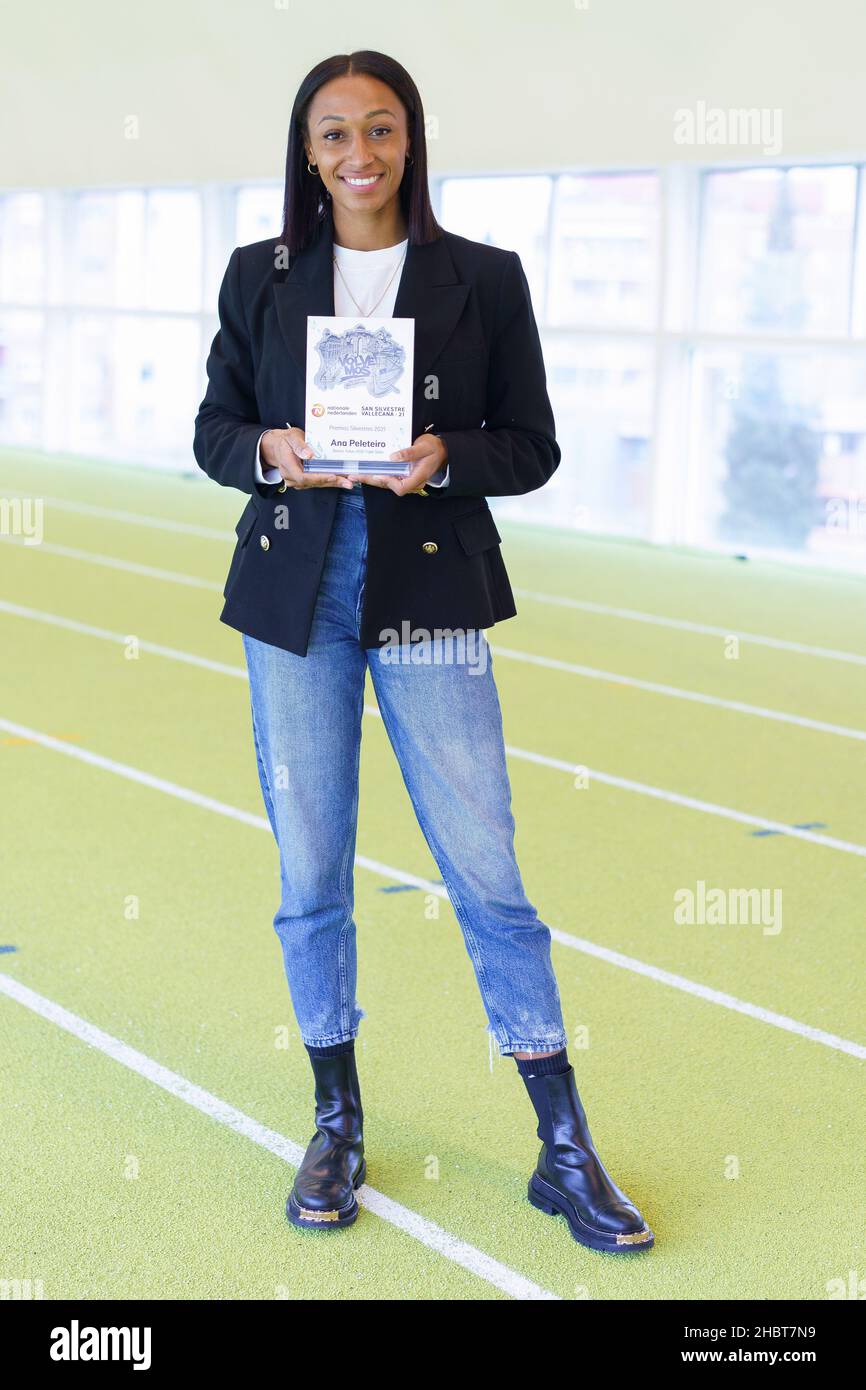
left=260, top=535, right=270, bottom=551
left=421, top=540, right=438, bottom=554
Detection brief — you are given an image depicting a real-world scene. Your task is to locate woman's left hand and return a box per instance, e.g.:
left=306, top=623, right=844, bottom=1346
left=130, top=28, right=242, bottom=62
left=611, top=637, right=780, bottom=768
left=342, top=433, right=449, bottom=495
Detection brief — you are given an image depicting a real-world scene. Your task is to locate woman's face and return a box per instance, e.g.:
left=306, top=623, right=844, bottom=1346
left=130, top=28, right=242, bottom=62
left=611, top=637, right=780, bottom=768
left=305, top=74, right=410, bottom=220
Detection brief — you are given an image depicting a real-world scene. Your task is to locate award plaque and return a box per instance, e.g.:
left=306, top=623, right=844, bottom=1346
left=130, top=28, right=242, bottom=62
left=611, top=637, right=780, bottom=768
left=303, top=315, right=415, bottom=475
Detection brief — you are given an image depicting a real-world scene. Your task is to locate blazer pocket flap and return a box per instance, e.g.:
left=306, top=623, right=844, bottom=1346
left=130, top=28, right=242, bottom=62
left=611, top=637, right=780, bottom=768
left=453, top=507, right=502, bottom=556
left=235, top=502, right=258, bottom=545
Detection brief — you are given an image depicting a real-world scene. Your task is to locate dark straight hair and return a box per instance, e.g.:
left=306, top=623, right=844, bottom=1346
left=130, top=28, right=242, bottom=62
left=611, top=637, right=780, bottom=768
left=278, top=50, right=443, bottom=255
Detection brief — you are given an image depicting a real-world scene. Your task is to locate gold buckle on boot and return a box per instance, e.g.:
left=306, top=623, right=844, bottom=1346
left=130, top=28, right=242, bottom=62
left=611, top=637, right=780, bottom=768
left=616, top=1226, right=653, bottom=1245
left=294, top=1205, right=341, bottom=1223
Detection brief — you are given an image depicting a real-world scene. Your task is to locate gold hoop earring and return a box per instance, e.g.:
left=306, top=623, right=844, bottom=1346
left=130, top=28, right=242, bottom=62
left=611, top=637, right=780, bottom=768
left=307, top=160, right=318, bottom=174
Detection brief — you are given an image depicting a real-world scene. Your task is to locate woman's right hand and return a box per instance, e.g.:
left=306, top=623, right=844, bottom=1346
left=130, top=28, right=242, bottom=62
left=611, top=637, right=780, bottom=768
left=261, top=427, right=355, bottom=490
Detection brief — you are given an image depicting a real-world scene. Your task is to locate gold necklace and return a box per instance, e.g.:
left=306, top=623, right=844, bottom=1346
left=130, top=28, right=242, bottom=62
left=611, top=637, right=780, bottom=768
left=333, top=244, right=408, bottom=317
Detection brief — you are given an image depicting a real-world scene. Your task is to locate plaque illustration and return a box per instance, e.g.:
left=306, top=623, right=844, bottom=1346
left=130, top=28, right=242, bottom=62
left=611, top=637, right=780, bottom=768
left=312, top=324, right=406, bottom=398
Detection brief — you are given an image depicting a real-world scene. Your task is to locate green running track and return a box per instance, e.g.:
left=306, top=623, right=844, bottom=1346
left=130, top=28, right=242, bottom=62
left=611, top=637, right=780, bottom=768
left=1, top=449, right=863, bottom=1301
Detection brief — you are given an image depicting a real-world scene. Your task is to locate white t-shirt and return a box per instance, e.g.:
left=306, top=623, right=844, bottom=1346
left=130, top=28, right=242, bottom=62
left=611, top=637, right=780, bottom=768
left=332, top=236, right=408, bottom=317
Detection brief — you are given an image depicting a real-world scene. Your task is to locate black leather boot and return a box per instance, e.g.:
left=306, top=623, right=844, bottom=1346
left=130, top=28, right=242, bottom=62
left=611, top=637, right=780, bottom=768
left=521, top=1063, right=654, bottom=1253
left=286, top=1048, right=366, bottom=1230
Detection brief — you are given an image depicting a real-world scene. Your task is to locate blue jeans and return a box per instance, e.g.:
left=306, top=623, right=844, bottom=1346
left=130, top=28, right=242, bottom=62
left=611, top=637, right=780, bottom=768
left=241, top=484, right=567, bottom=1055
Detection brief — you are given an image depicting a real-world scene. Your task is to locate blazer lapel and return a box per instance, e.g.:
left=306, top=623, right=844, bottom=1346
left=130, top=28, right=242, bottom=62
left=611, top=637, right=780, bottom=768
left=272, top=209, right=470, bottom=427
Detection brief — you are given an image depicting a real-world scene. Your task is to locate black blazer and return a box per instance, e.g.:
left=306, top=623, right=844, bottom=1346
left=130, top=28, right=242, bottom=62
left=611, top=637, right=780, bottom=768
left=193, top=209, right=560, bottom=657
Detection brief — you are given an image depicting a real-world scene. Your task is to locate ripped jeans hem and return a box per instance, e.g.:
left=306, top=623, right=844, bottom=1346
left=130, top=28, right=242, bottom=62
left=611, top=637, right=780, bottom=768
left=300, top=1006, right=366, bottom=1049
left=486, top=1021, right=568, bottom=1057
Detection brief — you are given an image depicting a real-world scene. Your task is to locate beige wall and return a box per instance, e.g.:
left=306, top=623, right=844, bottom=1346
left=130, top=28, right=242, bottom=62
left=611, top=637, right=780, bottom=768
left=3, top=0, right=864, bottom=189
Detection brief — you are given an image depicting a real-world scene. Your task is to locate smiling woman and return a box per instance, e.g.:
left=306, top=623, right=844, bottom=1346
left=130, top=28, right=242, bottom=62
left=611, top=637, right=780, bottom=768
left=193, top=47, right=653, bottom=1258
left=280, top=54, right=439, bottom=256
left=313, top=96, right=400, bottom=210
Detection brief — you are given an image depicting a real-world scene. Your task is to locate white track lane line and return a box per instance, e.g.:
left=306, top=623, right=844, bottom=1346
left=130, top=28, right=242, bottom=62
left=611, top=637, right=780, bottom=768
left=513, top=588, right=866, bottom=668
left=500, top=741, right=866, bottom=857
left=6, top=518, right=863, bottom=667
left=4, top=494, right=865, bottom=665
left=1, top=607, right=864, bottom=855
left=489, top=643, right=866, bottom=742
left=4, top=530, right=866, bottom=668
left=0, top=601, right=246, bottom=678
left=1, top=716, right=863, bottom=1059
left=0, top=974, right=558, bottom=1301
left=0, top=489, right=234, bottom=540
left=0, top=537, right=222, bottom=590
left=3, top=597, right=865, bottom=746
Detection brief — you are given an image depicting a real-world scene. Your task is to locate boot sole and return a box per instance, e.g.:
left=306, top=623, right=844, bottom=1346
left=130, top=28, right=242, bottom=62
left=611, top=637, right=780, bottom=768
left=528, top=1173, right=654, bottom=1254
left=286, top=1158, right=366, bottom=1231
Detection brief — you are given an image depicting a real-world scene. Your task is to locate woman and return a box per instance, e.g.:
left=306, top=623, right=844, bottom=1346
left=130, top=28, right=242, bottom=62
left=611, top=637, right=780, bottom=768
left=193, top=50, right=653, bottom=1255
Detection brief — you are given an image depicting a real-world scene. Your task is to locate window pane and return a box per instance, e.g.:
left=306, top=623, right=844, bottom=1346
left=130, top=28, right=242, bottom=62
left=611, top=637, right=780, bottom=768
left=70, top=191, right=142, bottom=306
left=698, top=167, right=856, bottom=334
left=492, top=337, right=654, bottom=537
left=692, top=349, right=866, bottom=566
left=547, top=173, right=660, bottom=328
left=67, top=312, right=201, bottom=460
left=0, top=194, right=45, bottom=304
left=69, top=190, right=201, bottom=311
left=144, top=191, right=202, bottom=311
left=440, top=176, right=552, bottom=311
left=236, top=185, right=283, bottom=245
left=0, top=310, right=44, bottom=444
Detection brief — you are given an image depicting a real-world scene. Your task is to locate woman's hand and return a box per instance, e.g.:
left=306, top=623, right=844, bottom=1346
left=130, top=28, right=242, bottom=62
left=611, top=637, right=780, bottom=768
left=260, top=427, right=356, bottom=490
left=342, top=433, right=449, bottom=495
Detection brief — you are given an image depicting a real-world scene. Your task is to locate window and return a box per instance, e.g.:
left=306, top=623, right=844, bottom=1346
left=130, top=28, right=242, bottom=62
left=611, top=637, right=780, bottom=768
left=442, top=169, right=661, bottom=540
left=1, top=165, right=865, bottom=570
left=698, top=166, right=857, bottom=335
